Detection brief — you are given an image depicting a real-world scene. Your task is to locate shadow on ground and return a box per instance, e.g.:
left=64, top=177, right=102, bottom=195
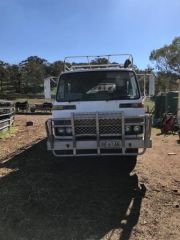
left=0, top=140, right=146, bottom=240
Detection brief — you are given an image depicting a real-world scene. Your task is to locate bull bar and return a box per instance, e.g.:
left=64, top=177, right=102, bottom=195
left=45, top=112, right=152, bottom=157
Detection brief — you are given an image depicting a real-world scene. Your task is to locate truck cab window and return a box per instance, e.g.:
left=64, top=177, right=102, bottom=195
left=57, top=70, right=140, bottom=102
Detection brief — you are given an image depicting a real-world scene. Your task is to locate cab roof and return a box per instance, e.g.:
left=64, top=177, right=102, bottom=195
left=61, top=67, right=135, bottom=75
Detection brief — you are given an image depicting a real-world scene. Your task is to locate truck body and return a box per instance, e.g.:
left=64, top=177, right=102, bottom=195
left=46, top=54, right=152, bottom=158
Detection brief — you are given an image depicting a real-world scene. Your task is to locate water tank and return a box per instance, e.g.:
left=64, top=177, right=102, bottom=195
left=153, top=91, right=178, bottom=123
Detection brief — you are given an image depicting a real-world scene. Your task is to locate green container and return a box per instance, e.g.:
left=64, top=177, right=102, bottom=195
left=154, top=91, right=178, bottom=119
left=167, top=91, right=178, bottom=114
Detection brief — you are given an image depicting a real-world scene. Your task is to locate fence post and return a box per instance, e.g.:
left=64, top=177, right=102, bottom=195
left=0, top=100, right=15, bottom=133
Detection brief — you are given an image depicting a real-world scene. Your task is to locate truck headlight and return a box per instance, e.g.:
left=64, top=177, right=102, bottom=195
left=56, top=127, right=72, bottom=136
left=66, top=127, right=72, bottom=135
left=56, top=127, right=65, bottom=135
left=125, top=125, right=132, bottom=133
left=133, top=125, right=141, bottom=133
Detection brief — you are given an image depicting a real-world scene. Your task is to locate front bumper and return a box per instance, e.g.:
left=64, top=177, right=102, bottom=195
left=45, top=112, right=152, bottom=157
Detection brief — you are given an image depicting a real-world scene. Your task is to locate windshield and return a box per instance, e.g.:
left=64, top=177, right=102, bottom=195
left=56, top=70, right=140, bottom=102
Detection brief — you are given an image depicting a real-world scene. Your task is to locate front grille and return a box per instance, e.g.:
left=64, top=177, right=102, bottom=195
left=99, top=118, right=122, bottom=135
left=74, top=118, right=96, bottom=135
left=74, top=113, right=122, bottom=136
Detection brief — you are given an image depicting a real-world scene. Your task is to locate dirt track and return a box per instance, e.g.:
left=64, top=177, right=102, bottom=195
left=0, top=115, right=180, bottom=240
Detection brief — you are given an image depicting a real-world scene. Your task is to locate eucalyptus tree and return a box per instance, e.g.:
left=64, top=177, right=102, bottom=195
left=150, top=36, right=180, bottom=76
left=19, top=56, right=48, bottom=94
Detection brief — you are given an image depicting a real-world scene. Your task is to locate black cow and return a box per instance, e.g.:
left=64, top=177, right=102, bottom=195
left=15, top=101, right=29, bottom=112
left=42, top=102, right=53, bottom=112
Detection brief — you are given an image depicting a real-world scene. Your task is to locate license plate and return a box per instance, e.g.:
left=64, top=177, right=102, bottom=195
left=100, top=140, right=121, bottom=149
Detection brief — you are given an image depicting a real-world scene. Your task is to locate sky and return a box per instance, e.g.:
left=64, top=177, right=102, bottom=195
left=0, top=0, right=179, bottom=69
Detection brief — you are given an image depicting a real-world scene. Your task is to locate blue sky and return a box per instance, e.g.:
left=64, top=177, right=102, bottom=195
left=0, top=0, right=179, bottom=69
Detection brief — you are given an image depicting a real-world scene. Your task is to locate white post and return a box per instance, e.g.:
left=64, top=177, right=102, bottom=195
left=44, top=77, right=51, bottom=99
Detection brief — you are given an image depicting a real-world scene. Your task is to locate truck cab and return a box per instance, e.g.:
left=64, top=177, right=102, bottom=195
left=46, top=54, right=152, bottom=159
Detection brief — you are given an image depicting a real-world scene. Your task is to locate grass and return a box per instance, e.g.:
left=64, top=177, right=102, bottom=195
left=0, top=126, right=17, bottom=140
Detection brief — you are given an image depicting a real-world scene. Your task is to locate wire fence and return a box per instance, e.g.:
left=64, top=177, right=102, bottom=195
left=0, top=100, right=15, bottom=133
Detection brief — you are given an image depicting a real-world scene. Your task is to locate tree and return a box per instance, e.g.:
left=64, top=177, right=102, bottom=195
left=154, top=72, right=178, bottom=93
left=47, top=60, right=64, bottom=77
left=150, top=37, right=180, bottom=92
left=0, top=61, right=9, bottom=95
left=150, top=36, right=180, bottom=76
left=19, top=56, right=48, bottom=94
left=7, top=64, right=22, bottom=93
left=91, top=57, right=109, bottom=65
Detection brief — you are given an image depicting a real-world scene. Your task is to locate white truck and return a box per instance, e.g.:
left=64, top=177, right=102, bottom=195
left=46, top=54, right=152, bottom=170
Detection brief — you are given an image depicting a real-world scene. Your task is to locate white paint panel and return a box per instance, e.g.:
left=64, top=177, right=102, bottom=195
left=52, top=100, right=145, bottom=118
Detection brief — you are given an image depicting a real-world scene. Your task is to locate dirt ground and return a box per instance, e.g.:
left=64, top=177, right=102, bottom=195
left=0, top=115, right=179, bottom=240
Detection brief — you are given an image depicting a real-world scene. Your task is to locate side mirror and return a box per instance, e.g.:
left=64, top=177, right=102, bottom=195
left=137, top=73, right=155, bottom=97
left=44, top=77, right=58, bottom=100
left=149, top=74, right=155, bottom=96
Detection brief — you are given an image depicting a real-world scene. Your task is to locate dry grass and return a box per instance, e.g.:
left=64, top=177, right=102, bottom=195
left=0, top=127, right=17, bottom=140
